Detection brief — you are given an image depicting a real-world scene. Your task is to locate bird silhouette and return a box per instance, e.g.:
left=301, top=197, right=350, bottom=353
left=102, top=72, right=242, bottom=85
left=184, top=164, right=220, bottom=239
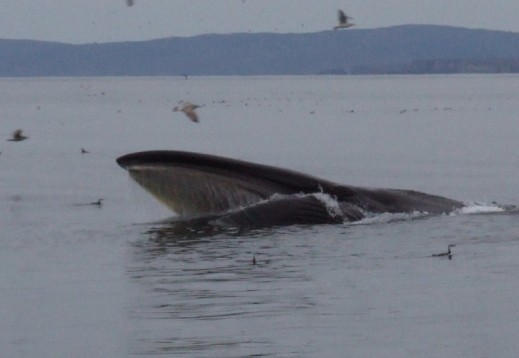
left=334, top=10, right=354, bottom=30
left=432, top=244, right=456, bottom=258
left=90, top=198, right=104, bottom=206
left=8, top=129, right=28, bottom=142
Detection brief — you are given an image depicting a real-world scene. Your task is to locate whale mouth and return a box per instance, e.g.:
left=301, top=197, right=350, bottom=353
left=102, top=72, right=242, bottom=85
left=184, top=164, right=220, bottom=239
left=117, top=150, right=464, bottom=228
left=116, top=150, right=345, bottom=218
left=121, top=162, right=270, bottom=217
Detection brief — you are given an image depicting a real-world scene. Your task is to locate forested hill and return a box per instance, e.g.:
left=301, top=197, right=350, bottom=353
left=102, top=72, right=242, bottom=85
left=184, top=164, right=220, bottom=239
left=2, top=24, right=519, bottom=76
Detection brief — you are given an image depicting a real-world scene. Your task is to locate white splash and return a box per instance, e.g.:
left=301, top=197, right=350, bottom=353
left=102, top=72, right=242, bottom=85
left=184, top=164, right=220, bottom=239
left=453, top=202, right=505, bottom=215
left=310, top=192, right=343, bottom=218
left=353, top=211, right=429, bottom=225
left=271, top=192, right=344, bottom=218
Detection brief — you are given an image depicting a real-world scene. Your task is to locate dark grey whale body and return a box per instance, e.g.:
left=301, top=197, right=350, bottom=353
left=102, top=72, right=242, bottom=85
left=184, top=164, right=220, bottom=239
left=116, top=150, right=464, bottom=228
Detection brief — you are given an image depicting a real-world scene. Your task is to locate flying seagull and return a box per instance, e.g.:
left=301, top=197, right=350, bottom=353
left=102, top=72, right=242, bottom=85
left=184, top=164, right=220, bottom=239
left=8, top=129, right=28, bottom=142
left=173, top=101, right=202, bottom=123
left=334, top=10, right=354, bottom=30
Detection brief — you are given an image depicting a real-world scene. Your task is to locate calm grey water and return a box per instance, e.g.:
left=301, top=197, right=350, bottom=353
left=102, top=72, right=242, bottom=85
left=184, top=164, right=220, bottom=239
left=1, top=75, right=519, bottom=357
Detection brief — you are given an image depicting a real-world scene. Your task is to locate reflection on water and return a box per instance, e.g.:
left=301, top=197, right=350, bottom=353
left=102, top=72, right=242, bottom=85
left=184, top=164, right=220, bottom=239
left=129, top=222, right=325, bottom=356
left=144, top=217, right=239, bottom=242
left=128, top=209, right=519, bottom=357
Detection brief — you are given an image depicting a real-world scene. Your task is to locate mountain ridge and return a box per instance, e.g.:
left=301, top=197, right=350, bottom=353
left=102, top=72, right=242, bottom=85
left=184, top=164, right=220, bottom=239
left=2, top=25, right=519, bottom=76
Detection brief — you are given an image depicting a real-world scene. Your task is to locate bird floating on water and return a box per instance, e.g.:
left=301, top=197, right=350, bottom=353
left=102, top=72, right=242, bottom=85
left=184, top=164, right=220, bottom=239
left=8, top=129, right=28, bottom=142
left=81, top=148, right=89, bottom=154
left=90, top=198, right=104, bottom=206
left=334, top=10, right=354, bottom=30
left=173, top=101, right=202, bottom=123
left=126, top=0, right=135, bottom=6
left=74, top=198, right=104, bottom=207
left=432, top=244, right=456, bottom=258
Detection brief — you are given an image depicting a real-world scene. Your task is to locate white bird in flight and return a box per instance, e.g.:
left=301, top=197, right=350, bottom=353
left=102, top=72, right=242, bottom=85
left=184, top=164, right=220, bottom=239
left=173, top=101, right=202, bottom=123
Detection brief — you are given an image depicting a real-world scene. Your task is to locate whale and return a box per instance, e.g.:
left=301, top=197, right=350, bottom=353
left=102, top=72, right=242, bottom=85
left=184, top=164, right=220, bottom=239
left=116, top=150, right=464, bottom=228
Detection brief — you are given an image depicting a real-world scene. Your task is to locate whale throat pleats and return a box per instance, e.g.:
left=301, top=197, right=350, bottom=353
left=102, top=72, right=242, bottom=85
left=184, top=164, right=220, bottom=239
left=127, top=164, right=274, bottom=216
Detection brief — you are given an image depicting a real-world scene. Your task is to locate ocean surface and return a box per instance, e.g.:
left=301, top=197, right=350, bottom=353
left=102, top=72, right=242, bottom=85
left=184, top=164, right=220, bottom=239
left=1, top=74, right=519, bottom=357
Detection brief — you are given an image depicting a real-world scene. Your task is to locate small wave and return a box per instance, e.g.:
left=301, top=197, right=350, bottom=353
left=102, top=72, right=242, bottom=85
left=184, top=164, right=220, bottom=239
left=352, top=211, right=430, bottom=225
left=453, top=202, right=505, bottom=215
left=353, top=202, right=510, bottom=225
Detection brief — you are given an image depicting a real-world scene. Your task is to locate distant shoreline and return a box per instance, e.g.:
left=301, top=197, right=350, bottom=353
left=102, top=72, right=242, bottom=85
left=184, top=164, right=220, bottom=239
left=2, top=25, right=519, bottom=77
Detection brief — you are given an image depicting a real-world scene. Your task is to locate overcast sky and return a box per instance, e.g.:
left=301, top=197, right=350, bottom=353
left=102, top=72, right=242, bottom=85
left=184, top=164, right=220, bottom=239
left=1, top=0, right=518, bottom=44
